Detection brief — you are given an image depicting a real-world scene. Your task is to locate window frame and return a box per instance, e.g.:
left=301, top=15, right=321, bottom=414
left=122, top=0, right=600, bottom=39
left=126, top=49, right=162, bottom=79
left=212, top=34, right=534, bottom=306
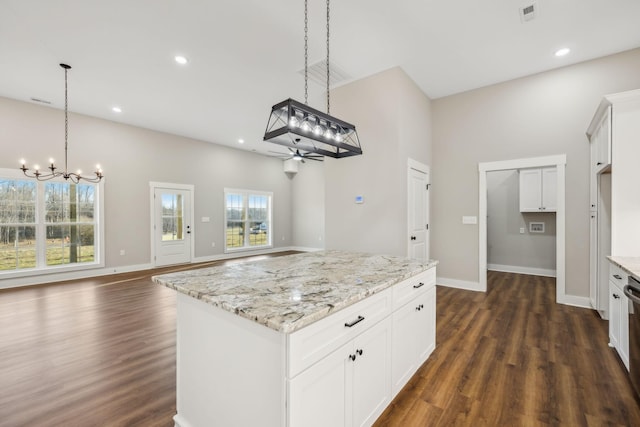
left=223, top=188, right=273, bottom=253
left=0, top=168, right=105, bottom=279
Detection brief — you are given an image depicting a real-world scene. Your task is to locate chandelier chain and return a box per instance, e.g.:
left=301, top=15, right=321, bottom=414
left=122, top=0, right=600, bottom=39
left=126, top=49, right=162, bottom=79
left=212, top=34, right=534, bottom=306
left=64, top=66, right=69, bottom=174
left=326, top=0, right=330, bottom=114
left=304, top=0, right=309, bottom=105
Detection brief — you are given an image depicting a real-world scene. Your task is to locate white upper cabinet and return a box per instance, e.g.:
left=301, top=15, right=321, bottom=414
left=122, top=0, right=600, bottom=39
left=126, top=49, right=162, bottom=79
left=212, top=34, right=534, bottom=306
left=519, top=167, right=557, bottom=212
left=589, top=106, right=612, bottom=174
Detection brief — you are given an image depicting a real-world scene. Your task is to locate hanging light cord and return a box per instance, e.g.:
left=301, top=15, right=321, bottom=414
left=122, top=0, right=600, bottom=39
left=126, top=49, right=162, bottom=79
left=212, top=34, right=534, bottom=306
left=304, top=0, right=309, bottom=105
left=326, top=0, right=330, bottom=115
left=63, top=65, right=69, bottom=174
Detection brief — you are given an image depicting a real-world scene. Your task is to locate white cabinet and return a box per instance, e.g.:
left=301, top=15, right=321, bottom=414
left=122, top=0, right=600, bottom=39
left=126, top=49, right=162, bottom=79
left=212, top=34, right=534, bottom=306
left=587, top=89, right=640, bottom=321
left=391, top=286, right=435, bottom=395
left=609, top=262, right=629, bottom=370
left=289, top=316, right=392, bottom=427
left=289, top=267, right=436, bottom=427
left=591, top=106, right=612, bottom=173
left=519, top=167, right=557, bottom=212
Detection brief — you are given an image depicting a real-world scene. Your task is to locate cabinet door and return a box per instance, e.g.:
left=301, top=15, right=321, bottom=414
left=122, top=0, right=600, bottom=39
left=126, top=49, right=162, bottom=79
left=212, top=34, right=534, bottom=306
left=589, top=139, right=598, bottom=211
left=596, top=106, right=612, bottom=172
left=416, top=287, right=436, bottom=364
left=519, top=169, right=542, bottom=212
left=391, top=298, right=419, bottom=395
left=609, top=281, right=621, bottom=350
left=589, top=213, right=598, bottom=311
left=350, top=317, right=392, bottom=427
left=541, top=167, right=557, bottom=212
left=289, top=341, right=349, bottom=427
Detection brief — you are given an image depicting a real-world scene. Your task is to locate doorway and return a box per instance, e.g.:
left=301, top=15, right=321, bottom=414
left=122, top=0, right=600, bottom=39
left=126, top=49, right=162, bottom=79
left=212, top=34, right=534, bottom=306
left=479, top=155, right=567, bottom=304
left=408, top=159, right=430, bottom=262
left=150, top=182, right=194, bottom=266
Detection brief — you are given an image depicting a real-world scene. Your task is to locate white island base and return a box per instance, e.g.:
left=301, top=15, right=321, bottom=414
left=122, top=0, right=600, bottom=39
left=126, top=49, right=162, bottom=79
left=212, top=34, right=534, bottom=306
left=154, top=252, right=438, bottom=427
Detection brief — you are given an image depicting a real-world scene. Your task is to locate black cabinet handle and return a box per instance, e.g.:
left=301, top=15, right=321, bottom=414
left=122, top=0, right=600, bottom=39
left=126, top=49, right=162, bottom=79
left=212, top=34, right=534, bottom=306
left=349, top=354, right=356, bottom=361
left=613, top=274, right=623, bottom=280
left=413, top=282, right=425, bottom=289
left=597, top=162, right=603, bottom=165
left=613, top=294, right=620, bottom=299
left=410, top=236, right=416, bottom=241
left=356, top=349, right=363, bottom=356
left=416, top=304, right=425, bottom=311
left=344, top=315, right=365, bottom=328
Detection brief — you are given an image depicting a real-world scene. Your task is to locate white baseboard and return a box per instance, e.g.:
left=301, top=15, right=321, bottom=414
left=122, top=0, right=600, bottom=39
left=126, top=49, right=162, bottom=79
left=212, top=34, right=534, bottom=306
left=557, top=294, right=592, bottom=309
left=437, top=276, right=483, bottom=292
left=488, top=263, right=556, bottom=278
left=0, top=263, right=153, bottom=290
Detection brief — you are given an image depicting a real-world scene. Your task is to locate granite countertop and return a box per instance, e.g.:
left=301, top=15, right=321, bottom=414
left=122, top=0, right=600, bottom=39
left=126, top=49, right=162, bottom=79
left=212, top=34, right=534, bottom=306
left=153, top=250, right=438, bottom=334
left=608, top=256, right=640, bottom=282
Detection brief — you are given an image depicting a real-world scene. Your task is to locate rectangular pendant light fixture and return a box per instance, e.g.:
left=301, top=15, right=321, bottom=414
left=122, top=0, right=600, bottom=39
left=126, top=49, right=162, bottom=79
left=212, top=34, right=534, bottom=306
left=263, top=98, right=362, bottom=158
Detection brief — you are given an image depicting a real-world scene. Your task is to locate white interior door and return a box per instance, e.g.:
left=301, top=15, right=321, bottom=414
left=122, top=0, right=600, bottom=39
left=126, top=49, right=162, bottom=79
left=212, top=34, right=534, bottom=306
left=408, top=162, right=429, bottom=262
left=153, top=186, right=192, bottom=266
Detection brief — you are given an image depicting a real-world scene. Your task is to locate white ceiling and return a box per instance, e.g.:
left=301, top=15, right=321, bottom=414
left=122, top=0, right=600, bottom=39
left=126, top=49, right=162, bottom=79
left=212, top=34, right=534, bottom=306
left=1, top=0, right=640, bottom=156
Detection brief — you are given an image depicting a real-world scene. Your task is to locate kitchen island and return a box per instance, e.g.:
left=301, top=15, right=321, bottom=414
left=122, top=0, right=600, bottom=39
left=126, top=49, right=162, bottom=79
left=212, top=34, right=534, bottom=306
left=153, top=251, right=438, bottom=427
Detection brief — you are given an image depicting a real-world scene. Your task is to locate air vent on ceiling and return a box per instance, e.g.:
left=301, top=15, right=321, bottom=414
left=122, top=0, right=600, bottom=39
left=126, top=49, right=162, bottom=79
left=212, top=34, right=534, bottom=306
left=299, top=60, right=351, bottom=88
left=519, top=2, right=537, bottom=23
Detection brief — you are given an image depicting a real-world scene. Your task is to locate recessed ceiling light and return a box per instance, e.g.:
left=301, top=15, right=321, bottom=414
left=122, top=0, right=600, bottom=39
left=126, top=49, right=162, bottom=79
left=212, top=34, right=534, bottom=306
left=555, top=47, right=570, bottom=57
left=112, top=106, right=122, bottom=113
left=238, top=139, right=245, bottom=144
left=174, top=55, right=189, bottom=65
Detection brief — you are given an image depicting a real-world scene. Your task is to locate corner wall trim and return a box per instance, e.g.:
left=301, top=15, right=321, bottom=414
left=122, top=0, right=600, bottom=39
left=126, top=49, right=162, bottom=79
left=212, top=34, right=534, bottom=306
left=557, top=295, right=592, bottom=309
left=437, top=277, right=483, bottom=292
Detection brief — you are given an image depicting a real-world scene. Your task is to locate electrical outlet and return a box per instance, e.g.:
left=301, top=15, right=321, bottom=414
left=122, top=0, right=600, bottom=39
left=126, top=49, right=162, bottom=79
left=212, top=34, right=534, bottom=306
left=120, top=249, right=125, bottom=256
left=211, top=242, right=215, bottom=247
left=519, top=228, right=525, bottom=234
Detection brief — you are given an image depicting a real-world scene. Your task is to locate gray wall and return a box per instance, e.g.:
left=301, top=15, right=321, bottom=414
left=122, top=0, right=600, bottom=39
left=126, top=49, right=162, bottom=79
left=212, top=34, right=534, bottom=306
left=487, top=170, right=556, bottom=274
left=325, top=67, right=432, bottom=256
left=290, top=160, right=325, bottom=250
left=0, top=95, right=294, bottom=276
left=432, top=47, right=640, bottom=296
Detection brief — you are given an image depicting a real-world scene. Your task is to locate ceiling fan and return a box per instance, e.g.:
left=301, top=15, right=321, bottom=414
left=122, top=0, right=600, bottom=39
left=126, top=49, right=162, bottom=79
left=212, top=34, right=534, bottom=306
left=268, top=148, right=324, bottom=163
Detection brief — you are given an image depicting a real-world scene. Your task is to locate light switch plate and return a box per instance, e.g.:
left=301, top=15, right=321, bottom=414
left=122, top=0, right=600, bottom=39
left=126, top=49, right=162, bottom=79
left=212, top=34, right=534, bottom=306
left=462, top=216, right=477, bottom=225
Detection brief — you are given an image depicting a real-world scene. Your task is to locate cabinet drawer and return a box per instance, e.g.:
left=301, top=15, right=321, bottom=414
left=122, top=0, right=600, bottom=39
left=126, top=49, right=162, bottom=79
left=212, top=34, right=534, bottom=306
left=288, top=287, right=392, bottom=378
left=392, top=268, right=435, bottom=310
left=610, top=263, right=627, bottom=289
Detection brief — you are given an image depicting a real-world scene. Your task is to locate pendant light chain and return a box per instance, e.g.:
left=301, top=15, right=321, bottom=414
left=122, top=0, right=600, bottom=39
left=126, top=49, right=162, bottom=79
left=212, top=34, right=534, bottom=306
left=64, top=65, right=69, bottom=174
left=304, top=0, right=309, bottom=105
left=326, top=0, right=330, bottom=115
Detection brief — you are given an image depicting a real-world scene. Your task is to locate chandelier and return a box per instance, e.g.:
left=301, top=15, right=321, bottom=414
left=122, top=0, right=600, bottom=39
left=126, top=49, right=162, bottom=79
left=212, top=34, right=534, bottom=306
left=263, top=0, right=362, bottom=159
left=20, top=63, right=103, bottom=183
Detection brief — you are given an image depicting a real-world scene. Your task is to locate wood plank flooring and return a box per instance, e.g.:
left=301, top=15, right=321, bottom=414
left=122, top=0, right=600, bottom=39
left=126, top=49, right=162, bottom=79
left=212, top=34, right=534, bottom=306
left=374, top=271, right=640, bottom=427
left=1, top=264, right=639, bottom=426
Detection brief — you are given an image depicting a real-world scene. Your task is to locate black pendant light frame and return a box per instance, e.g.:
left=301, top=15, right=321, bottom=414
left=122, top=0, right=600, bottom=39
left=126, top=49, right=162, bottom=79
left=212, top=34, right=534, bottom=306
left=263, top=0, right=362, bottom=159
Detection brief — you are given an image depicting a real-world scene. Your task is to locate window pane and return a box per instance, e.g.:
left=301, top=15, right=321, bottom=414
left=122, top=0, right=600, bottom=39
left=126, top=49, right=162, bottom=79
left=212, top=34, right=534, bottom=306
left=162, top=194, right=184, bottom=241
left=45, top=182, right=69, bottom=223
left=248, top=195, right=268, bottom=221
left=45, top=224, right=94, bottom=266
left=226, top=221, right=244, bottom=248
left=77, top=184, right=95, bottom=222
left=0, top=226, right=36, bottom=270
left=248, top=221, right=268, bottom=246
left=0, top=179, right=36, bottom=223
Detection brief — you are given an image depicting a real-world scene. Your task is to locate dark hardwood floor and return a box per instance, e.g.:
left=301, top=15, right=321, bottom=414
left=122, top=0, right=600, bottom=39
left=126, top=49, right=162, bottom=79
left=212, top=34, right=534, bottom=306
left=375, top=271, right=640, bottom=427
left=2, top=264, right=639, bottom=426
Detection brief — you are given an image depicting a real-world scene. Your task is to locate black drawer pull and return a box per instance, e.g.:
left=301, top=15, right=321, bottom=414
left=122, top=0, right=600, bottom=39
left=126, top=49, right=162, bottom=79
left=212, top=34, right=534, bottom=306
left=613, top=274, right=623, bottom=280
left=344, top=315, right=365, bottom=328
left=413, top=282, right=425, bottom=289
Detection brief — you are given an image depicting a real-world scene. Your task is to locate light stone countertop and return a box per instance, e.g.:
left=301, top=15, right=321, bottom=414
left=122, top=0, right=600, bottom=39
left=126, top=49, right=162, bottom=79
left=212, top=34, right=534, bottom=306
left=153, top=250, right=438, bottom=333
left=607, top=256, right=640, bottom=282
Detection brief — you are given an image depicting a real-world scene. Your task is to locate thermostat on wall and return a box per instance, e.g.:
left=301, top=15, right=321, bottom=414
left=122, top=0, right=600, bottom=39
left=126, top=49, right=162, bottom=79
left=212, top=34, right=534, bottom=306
left=355, top=195, right=364, bottom=204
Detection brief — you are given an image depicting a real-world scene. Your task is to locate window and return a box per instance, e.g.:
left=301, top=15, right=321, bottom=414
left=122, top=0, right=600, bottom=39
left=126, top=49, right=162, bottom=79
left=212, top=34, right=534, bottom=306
left=0, top=169, right=102, bottom=276
left=224, top=189, right=272, bottom=252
